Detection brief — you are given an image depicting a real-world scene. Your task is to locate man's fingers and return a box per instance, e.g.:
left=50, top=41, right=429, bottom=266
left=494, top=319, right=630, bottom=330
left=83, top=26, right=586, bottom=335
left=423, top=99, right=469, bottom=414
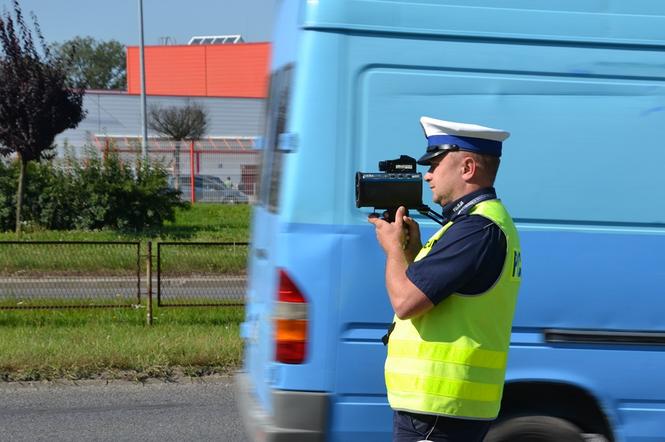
left=368, top=215, right=386, bottom=226
left=394, top=206, right=406, bottom=227
left=403, top=216, right=418, bottom=230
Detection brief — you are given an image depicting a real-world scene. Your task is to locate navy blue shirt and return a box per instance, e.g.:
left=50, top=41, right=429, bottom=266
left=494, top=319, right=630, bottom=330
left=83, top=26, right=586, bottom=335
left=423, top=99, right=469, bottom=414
left=406, top=188, right=507, bottom=305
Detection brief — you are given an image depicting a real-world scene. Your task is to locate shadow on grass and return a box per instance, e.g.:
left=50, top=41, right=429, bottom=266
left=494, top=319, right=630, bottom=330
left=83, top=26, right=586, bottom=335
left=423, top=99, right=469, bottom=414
left=154, top=306, right=244, bottom=326
left=141, top=225, right=202, bottom=240
left=139, top=225, right=248, bottom=241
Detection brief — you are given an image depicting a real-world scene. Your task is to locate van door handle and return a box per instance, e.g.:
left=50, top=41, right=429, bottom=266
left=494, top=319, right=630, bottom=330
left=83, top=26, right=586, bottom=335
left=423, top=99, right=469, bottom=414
left=255, top=248, right=268, bottom=259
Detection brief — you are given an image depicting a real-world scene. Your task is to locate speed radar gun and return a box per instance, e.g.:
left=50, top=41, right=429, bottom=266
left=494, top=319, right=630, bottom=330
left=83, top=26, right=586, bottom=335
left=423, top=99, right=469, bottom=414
left=355, top=155, right=445, bottom=225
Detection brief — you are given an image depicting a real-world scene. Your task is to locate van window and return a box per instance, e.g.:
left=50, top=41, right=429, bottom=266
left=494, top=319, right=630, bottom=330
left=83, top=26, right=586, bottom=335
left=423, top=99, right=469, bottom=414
left=259, top=63, right=294, bottom=212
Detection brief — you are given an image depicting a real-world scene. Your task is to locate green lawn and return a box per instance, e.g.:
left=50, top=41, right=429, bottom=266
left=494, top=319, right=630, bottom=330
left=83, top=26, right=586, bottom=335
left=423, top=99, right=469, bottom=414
left=0, top=204, right=251, bottom=273
left=0, top=306, right=244, bottom=381
left=0, top=204, right=251, bottom=381
left=0, top=203, right=251, bottom=242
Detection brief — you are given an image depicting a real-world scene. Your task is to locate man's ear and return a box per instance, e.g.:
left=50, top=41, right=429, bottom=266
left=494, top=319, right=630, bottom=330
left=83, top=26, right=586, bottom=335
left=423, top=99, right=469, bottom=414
left=461, top=156, right=476, bottom=179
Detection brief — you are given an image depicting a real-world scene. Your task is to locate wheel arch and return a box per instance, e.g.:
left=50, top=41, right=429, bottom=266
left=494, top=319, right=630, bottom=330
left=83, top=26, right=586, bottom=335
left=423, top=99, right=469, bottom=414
left=498, top=380, right=615, bottom=441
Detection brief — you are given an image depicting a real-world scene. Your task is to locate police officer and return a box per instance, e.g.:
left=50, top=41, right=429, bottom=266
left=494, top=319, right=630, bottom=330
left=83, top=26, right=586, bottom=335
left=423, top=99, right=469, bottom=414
left=368, top=117, right=522, bottom=442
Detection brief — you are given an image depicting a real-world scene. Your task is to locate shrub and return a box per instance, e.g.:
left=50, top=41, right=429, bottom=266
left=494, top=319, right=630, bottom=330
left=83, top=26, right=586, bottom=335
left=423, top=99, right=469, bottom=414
left=0, top=160, right=16, bottom=231
left=0, top=149, right=188, bottom=232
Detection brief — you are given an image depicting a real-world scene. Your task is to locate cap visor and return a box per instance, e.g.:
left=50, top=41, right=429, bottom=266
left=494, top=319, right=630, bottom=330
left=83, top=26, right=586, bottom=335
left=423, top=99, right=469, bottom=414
left=416, top=150, right=444, bottom=165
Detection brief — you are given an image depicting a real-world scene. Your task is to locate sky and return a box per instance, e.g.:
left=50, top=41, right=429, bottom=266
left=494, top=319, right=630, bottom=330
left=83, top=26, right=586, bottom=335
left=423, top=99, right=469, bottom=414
left=0, top=0, right=276, bottom=46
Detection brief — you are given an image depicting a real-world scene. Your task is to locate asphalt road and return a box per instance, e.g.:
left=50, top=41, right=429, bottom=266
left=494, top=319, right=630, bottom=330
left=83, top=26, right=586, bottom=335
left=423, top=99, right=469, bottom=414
left=0, top=376, right=249, bottom=442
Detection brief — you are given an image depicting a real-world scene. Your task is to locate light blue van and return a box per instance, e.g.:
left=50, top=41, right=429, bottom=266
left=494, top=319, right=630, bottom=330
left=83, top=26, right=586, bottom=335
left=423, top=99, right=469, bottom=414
left=235, top=1, right=665, bottom=441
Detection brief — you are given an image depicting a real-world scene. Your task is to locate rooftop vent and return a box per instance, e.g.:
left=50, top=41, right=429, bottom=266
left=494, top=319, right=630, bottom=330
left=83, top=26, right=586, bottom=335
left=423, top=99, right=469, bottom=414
left=188, top=35, right=244, bottom=45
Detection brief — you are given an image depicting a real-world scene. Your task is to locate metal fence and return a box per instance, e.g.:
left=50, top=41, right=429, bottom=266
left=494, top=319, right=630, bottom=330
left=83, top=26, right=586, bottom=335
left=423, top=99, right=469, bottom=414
left=0, top=241, right=141, bottom=309
left=0, top=241, right=248, bottom=311
left=94, top=136, right=262, bottom=204
left=157, top=242, right=248, bottom=307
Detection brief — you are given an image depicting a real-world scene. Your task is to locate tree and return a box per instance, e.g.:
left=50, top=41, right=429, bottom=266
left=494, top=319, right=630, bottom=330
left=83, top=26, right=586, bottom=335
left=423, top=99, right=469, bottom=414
left=148, top=103, right=208, bottom=189
left=0, top=0, right=85, bottom=234
left=51, top=36, right=126, bottom=90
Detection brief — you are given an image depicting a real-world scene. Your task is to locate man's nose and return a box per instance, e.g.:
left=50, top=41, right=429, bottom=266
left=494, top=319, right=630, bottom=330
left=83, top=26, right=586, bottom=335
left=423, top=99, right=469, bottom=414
left=424, top=172, right=432, bottom=182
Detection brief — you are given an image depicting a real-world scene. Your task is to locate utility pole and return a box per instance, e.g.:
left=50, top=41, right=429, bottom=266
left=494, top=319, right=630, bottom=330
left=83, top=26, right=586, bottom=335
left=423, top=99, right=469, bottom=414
left=138, top=0, right=148, bottom=159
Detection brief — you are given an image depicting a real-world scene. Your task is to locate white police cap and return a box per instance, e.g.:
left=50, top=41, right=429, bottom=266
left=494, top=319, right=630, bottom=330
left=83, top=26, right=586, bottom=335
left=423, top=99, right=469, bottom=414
left=417, top=116, right=510, bottom=165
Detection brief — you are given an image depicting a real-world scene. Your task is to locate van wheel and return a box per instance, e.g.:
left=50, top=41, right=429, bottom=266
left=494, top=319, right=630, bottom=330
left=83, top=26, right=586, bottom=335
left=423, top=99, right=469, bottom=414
left=485, top=416, right=585, bottom=442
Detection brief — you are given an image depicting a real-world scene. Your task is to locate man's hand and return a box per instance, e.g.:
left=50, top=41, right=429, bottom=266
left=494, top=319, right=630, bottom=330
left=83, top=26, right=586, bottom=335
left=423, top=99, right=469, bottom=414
left=368, top=206, right=409, bottom=257
left=368, top=206, right=422, bottom=262
left=368, top=206, right=433, bottom=319
left=402, top=211, right=422, bottom=263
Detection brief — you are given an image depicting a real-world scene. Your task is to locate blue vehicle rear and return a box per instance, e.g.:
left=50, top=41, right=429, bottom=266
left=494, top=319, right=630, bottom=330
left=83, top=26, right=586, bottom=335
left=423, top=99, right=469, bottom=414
left=236, top=1, right=665, bottom=441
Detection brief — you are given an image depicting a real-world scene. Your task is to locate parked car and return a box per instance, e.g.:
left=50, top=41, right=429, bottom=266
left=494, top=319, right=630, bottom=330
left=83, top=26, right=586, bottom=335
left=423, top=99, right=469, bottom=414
left=168, top=175, right=249, bottom=204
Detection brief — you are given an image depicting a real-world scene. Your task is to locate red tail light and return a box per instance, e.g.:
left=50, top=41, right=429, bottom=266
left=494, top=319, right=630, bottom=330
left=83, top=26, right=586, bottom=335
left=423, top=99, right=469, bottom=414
left=278, top=269, right=306, bottom=303
left=274, top=269, right=308, bottom=364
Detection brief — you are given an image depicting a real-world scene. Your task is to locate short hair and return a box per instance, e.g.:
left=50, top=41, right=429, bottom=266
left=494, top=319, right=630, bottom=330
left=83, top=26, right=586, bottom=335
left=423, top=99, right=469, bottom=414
left=465, top=152, right=501, bottom=184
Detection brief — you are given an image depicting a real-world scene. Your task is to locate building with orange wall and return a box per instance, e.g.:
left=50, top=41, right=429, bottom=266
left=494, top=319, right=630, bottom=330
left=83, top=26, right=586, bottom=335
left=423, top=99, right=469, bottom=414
left=57, top=41, right=271, bottom=149
left=126, top=43, right=270, bottom=98
left=55, top=40, right=271, bottom=200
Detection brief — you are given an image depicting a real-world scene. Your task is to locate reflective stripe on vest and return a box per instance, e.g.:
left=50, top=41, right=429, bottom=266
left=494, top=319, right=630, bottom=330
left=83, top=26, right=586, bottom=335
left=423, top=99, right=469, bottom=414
left=384, top=199, right=521, bottom=420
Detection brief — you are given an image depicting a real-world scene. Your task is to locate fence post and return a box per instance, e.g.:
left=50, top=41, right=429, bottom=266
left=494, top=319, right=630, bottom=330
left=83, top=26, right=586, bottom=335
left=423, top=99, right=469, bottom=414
left=189, top=140, right=196, bottom=203
left=146, top=241, right=153, bottom=326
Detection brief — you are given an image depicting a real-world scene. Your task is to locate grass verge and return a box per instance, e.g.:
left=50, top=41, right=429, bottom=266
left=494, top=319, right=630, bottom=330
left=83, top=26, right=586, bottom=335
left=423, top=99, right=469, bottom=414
left=0, top=203, right=251, bottom=242
left=0, top=305, right=244, bottom=382
left=0, top=204, right=251, bottom=274
left=0, top=203, right=251, bottom=381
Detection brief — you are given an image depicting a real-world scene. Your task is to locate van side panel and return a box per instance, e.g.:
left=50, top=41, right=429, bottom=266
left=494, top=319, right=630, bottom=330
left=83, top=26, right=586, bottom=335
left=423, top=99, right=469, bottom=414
left=304, top=0, right=665, bottom=45
left=329, top=11, right=665, bottom=442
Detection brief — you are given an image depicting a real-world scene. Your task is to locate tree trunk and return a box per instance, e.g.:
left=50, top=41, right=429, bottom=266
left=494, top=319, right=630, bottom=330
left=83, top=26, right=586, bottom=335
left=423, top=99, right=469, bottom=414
left=173, top=141, right=181, bottom=190
left=15, top=155, right=26, bottom=236
left=174, top=141, right=181, bottom=180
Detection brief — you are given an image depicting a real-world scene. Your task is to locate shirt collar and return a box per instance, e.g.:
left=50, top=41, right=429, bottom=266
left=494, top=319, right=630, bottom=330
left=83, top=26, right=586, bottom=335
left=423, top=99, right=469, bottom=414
left=441, top=187, right=497, bottom=222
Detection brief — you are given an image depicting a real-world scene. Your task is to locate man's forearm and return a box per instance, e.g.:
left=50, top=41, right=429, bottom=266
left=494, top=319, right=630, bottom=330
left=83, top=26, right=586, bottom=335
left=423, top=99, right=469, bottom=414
left=384, top=249, right=432, bottom=319
left=368, top=208, right=432, bottom=319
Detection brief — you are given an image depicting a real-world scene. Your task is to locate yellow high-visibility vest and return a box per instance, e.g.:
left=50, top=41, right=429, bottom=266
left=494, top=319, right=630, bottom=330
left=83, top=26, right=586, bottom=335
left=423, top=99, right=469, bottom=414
left=385, top=199, right=522, bottom=420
